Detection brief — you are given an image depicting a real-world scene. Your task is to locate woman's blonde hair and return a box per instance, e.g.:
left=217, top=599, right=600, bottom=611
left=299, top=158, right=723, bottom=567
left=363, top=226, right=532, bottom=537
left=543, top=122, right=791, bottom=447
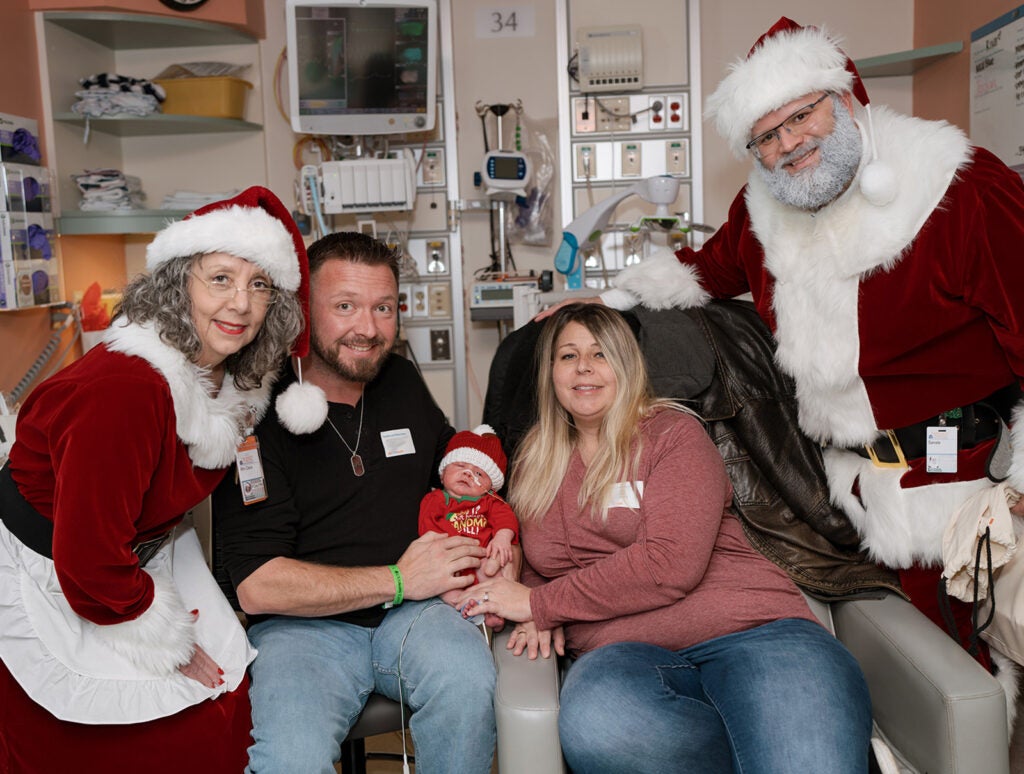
left=509, top=303, right=686, bottom=523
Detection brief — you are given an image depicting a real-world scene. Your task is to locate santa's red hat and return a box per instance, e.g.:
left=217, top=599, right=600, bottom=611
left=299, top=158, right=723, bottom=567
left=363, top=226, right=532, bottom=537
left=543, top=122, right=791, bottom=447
left=439, top=424, right=507, bottom=491
left=146, top=186, right=311, bottom=357
left=706, top=17, right=896, bottom=206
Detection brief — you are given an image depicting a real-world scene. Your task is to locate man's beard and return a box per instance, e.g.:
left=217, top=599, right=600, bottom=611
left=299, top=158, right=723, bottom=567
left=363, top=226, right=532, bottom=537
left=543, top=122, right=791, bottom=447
left=311, top=330, right=392, bottom=384
left=756, top=99, right=863, bottom=211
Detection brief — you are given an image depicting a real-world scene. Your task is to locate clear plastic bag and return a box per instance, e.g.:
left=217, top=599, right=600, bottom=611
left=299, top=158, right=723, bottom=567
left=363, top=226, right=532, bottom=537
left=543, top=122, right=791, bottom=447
left=507, top=117, right=555, bottom=247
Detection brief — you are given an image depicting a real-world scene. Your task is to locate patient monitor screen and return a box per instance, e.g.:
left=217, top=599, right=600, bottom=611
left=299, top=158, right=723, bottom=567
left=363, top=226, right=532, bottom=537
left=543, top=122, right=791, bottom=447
left=290, top=3, right=433, bottom=133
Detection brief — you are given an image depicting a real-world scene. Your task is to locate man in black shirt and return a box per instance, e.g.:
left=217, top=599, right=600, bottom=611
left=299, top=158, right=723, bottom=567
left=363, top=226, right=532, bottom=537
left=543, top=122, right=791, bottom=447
left=214, top=232, right=496, bottom=773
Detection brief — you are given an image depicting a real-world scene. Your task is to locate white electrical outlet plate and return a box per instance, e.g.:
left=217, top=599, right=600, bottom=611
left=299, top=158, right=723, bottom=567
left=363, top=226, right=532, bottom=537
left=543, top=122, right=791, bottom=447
left=576, top=144, right=596, bottom=178
left=665, top=95, right=686, bottom=130
left=573, top=96, right=596, bottom=133
left=666, top=140, right=688, bottom=176
left=648, top=96, right=666, bottom=131
left=421, top=149, right=445, bottom=185
left=595, top=96, right=631, bottom=133
left=621, top=142, right=642, bottom=176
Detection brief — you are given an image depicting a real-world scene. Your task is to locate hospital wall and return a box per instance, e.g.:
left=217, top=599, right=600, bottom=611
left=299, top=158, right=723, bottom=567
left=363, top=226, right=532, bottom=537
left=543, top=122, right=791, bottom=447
left=0, top=0, right=1013, bottom=423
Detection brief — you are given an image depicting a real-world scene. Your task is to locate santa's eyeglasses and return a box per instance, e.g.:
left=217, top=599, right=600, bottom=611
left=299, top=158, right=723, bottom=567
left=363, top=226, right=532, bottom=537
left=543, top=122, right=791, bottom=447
left=745, top=93, right=833, bottom=159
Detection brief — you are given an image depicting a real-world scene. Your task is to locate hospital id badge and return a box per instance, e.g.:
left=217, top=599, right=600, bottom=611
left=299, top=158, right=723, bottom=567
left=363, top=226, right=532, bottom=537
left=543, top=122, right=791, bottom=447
left=235, top=434, right=268, bottom=505
left=925, top=426, right=958, bottom=474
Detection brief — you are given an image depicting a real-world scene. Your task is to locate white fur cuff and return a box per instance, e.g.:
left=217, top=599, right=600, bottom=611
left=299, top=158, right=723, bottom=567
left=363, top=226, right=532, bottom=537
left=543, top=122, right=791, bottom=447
left=93, top=571, right=196, bottom=676
left=613, top=249, right=710, bottom=311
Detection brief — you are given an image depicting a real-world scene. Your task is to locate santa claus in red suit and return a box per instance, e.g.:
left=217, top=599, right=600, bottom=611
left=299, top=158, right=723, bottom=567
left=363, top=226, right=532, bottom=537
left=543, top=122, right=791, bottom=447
left=593, top=18, right=1024, bottom=719
left=0, top=187, right=310, bottom=773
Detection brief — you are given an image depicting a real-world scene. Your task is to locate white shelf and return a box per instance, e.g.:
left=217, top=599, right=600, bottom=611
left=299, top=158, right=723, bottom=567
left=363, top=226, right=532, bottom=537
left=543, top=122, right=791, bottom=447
left=854, top=41, right=963, bottom=78
left=43, top=11, right=256, bottom=49
left=57, top=209, right=189, bottom=236
left=54, top=113, right=262, bottom=138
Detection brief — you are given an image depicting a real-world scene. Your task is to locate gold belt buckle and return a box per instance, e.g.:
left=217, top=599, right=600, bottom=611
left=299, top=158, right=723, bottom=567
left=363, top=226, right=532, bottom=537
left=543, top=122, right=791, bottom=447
left=864, top=429, right=909, bottom=469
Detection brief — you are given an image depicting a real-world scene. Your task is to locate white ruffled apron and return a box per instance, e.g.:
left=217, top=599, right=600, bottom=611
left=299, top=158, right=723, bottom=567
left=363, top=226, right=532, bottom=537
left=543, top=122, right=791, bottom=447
left=0, top=519, right=256, bottom=724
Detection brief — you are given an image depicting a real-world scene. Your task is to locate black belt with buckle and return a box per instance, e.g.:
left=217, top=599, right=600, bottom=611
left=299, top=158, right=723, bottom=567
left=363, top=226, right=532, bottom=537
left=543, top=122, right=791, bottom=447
left=0, top=463, right=170, bottom=567
left=855, top=383, right=1021, bottom=465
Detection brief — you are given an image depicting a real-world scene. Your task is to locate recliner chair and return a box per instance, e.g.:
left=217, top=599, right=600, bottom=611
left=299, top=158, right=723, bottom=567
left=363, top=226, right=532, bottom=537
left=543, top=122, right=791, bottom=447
left=491, top=590, right=1009, bottom=774
left=483, top=302, right=1011, bottom=774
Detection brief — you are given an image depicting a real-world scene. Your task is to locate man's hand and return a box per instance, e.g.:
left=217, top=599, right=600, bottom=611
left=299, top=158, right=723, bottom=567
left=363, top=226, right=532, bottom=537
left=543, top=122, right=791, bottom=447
left=397, top=531, right=486, bottom=601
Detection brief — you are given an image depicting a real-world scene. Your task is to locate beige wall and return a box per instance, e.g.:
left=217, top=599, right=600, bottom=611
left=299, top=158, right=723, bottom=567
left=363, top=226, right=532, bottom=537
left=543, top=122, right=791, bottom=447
left=2, top=0, right=1008, bottom=421
left=699, top=2, right=914, bottom=224
left=913, top=0, right=1018, bottom=128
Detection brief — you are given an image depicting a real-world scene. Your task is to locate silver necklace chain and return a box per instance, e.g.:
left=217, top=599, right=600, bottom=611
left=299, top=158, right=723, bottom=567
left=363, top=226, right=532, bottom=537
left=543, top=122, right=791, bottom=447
left=325, top=398, right=365, bottom=476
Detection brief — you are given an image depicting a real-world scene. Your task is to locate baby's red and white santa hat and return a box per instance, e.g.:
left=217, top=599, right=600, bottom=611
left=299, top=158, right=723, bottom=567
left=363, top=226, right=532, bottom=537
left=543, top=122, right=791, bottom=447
left=705, top=16, right=896, bottom=206
left=439, top=424, right=508, bottom=491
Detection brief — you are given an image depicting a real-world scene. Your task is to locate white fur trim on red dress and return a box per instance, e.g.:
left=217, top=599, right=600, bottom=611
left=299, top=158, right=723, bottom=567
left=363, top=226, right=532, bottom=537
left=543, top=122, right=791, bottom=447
left=747, top=108, right=970, bottom=446
left=104, top=320, right=274, bottom=468
left=92, top=571, right=196, bottom=676
left=706, top=25, right=854, bottom=158
left=610, top=249, right=710, bottom=311
left=1005, top=402, right=1024, bottom=495
left=990, top=648, right=1021, bottom=737
left=146, top=204, right=300, bottom=291
left=823, top=448, right=992, bottom=567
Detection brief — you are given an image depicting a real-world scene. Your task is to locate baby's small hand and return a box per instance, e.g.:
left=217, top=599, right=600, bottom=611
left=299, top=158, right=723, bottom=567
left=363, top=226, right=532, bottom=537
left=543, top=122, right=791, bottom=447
left=487, top=531, right=515, bottom=567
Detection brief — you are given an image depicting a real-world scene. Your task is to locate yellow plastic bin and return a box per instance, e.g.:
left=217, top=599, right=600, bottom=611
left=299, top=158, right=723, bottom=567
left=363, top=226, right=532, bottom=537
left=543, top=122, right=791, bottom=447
left=155, top=77, right=252, bottom=119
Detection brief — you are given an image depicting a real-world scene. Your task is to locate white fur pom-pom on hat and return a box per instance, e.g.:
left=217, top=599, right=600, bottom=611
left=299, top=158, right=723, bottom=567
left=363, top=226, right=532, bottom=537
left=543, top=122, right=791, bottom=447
left=275, top=379, right=329, bottom=435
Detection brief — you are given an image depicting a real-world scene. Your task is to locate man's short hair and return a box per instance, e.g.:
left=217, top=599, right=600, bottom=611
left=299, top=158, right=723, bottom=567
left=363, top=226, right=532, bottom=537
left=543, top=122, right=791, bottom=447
left=307, top=231, right=401, bottom=286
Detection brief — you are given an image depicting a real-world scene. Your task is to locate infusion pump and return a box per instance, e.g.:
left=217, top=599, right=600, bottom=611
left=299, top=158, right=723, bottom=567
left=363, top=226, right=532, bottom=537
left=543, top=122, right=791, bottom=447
left=470, top=280, right=538, bottom=308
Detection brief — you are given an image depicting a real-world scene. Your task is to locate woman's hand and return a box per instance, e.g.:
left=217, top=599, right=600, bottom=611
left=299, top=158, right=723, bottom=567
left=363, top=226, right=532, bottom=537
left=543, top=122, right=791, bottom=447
left=507, top=621, right=565, bottom=660
left=457, top=576, right=532, bottom=623
left=178, top=644, right=224, bottom=689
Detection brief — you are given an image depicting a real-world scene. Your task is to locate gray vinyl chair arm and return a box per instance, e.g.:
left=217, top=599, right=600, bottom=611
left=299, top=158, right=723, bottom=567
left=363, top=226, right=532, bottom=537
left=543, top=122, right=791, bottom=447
left=832, top=593, right=1009, bottom=774
left=492, top=627, right=566, bottom=774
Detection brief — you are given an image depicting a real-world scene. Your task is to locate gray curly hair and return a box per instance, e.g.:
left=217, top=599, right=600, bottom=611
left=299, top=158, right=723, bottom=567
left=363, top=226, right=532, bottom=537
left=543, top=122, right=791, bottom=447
left=113, top=253, right=304, bottom=391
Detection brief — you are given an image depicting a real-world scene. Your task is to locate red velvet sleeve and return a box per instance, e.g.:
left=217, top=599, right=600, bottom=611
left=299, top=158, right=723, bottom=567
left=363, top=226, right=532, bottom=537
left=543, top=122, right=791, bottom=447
left=675, top=187, right=762, bottom=301
left=47, top=372, right=171, bottom=625
left=957, top=148, right=1024, bottom=380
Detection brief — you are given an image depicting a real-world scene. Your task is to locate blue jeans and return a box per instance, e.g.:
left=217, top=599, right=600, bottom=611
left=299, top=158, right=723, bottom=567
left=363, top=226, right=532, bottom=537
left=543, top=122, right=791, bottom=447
left=245, top=599, right=496, bottom=774
left=559, top=618, right=872, bottom=774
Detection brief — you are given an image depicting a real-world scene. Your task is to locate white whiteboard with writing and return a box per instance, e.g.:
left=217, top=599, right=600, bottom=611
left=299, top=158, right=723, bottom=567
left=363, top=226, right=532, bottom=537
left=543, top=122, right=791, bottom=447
left=970, top=5, right=1024, bottom=175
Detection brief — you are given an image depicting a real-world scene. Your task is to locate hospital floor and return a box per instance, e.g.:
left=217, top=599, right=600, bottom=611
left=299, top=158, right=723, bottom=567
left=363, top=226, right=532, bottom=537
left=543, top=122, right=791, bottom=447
left=334, top=730, right=500, bottom=773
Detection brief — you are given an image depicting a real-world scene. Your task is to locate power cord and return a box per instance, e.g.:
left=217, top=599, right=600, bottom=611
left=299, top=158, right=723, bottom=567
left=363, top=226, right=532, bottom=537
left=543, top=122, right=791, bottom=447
left=395, top=600, right=446, bottom=773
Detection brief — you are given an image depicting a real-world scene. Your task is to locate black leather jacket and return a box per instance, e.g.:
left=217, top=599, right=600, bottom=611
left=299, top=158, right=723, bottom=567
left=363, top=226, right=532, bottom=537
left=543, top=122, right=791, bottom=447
left=484, top=300, right=901, bottom=600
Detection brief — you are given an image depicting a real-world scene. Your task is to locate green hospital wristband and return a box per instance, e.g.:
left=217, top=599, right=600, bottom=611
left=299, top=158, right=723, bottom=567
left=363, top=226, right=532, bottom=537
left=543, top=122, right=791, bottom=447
left=383, top=564, right=404, bottom=609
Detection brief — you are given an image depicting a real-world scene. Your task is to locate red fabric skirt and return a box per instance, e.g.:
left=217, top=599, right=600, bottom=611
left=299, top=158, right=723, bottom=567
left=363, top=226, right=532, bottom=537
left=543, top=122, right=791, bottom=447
left=0, top=659, right=252, bottom=774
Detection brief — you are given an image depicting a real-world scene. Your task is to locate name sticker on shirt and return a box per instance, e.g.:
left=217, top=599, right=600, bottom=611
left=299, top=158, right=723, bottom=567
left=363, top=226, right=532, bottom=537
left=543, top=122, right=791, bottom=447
left=235, top=435, right=268, bottom=504
left=925, top=426, right=958, bottom=474
left=381, top=428, right=416, bottom=458
left=606, top=481, right=644, bottom=509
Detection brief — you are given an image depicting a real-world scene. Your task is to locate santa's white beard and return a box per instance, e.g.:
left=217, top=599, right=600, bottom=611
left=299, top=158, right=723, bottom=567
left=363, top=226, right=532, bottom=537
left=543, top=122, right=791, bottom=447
left=756, top=100, right=863, bottom=211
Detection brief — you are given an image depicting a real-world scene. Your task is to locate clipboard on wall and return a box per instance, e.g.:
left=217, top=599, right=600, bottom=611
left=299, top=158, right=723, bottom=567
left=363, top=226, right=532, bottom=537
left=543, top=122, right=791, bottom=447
left=970, top=5, right=1024, bottom=180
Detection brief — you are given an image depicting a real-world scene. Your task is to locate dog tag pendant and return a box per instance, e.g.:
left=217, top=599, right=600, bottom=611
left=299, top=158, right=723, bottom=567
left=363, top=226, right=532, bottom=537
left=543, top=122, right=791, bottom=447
left=351, top=453, right=365, bottom=477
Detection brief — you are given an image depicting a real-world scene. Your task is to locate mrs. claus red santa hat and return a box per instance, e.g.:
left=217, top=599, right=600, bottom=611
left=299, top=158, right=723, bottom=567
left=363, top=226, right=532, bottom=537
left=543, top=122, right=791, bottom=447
left=705, top=17, right=897, bottom=206
left=146, top=186, right=325, bottom=432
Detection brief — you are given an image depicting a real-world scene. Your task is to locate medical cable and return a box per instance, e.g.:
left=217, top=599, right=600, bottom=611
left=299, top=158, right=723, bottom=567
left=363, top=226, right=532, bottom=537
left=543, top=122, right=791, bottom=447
left=395, top=600, right=446, bottom=774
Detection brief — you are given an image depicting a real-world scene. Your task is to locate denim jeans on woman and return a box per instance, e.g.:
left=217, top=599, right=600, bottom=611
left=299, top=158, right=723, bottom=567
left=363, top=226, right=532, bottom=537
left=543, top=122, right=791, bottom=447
left=244, top=598, right=496, bottom=774
left=558, top=618, right=872, bottom=774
